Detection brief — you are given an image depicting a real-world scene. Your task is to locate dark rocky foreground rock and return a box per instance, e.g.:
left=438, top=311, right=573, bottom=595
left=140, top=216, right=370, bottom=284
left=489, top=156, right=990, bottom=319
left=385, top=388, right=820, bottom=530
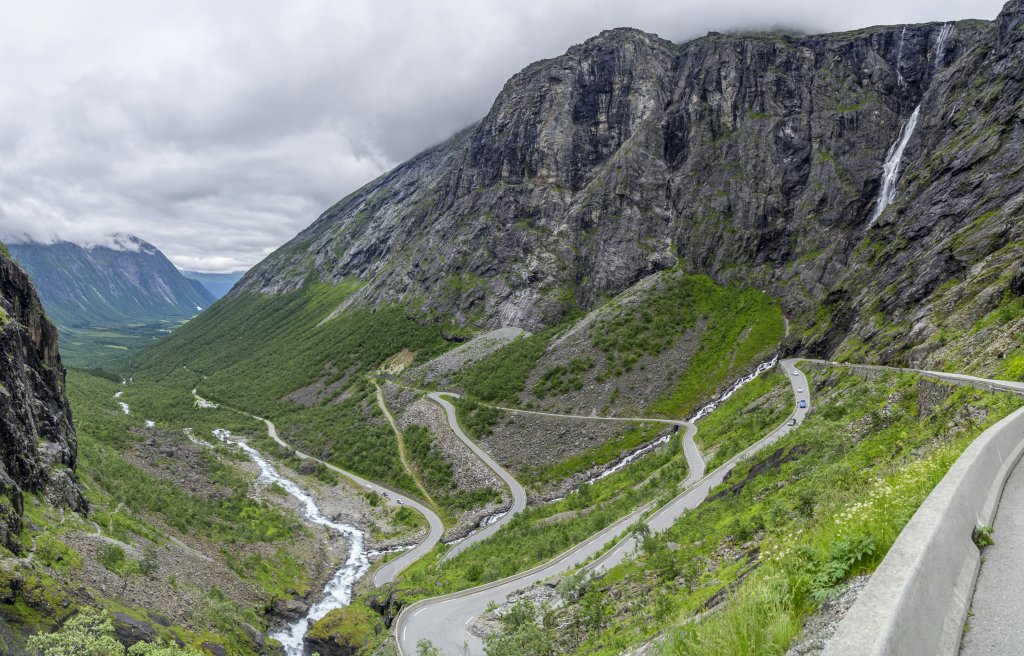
left=234, top=0, right=1024, bottom=373
left=303, top=604, right=385, bottom=656
left=0, top=250, right=86, bottom=552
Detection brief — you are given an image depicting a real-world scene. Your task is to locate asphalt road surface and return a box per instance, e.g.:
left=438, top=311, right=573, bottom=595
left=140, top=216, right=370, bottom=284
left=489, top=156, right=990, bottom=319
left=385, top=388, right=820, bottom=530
left=429, top=392, right=529, bottom=561
left=394, top=359, right=808, bottom=655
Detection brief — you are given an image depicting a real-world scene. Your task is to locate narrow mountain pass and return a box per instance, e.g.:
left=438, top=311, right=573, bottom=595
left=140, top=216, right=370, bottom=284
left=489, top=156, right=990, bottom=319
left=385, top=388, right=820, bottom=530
left=395, top=359, right=808, bottom=655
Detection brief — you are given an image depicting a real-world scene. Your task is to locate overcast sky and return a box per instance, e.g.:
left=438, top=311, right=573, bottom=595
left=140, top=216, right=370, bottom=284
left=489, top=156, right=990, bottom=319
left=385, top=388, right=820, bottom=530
left=0, top=0, right=1008, bottom=272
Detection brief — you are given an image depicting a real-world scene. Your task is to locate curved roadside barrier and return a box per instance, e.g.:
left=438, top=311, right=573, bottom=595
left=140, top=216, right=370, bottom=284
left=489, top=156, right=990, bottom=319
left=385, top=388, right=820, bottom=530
left=822, top=376, right=1024, bottom=656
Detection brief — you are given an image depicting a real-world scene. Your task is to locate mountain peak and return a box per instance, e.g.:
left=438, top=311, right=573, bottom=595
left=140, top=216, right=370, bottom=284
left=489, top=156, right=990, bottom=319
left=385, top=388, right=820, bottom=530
left=997, top=0, right=1024, bottom=44
left=7, top=239, right=215, bottom=329
left=81, top=233, right=157, bottom=255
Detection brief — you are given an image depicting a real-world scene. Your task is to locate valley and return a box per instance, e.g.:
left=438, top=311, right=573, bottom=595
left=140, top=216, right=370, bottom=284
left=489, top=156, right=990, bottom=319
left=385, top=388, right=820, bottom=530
left=6, top=238, right=216, bottom=369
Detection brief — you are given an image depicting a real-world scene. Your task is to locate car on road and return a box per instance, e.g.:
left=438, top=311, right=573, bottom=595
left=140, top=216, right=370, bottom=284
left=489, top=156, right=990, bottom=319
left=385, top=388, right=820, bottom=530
left=799, top=400, right=807, bottom=408
left=397, top=499, right=404, bottom=506
left=788, top=418, right=797, bottom=426
left=797, top=388, right=803, bottom=393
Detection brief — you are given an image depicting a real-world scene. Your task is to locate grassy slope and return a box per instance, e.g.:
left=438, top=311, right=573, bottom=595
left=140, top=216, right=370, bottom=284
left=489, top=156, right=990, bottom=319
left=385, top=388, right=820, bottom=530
left=128, top=282, right=460, bottom=493
left=446, top=273, right=785, bottom=485
left=395, top=429, right=691, bottom=598
left=695, top=372, right=793, bottom=470
left=482, top=368, right=1022, bottom=656
left=0, top=369, right=326, bottom=654
left=641, top=274, right=784, bottom=418
left=456, top=274, right=784, bottom=420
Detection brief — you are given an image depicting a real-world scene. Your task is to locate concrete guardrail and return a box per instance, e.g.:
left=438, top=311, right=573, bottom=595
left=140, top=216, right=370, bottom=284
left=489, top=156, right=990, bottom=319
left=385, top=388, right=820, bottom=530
left=823, top=403, right=1024, bottom=655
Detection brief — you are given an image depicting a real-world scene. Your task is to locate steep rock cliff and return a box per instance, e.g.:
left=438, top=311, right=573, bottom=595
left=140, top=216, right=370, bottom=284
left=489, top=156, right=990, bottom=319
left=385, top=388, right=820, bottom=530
left=0, top=250, right=85, bottom=553
left=236, top=1, right=1024, bottom=373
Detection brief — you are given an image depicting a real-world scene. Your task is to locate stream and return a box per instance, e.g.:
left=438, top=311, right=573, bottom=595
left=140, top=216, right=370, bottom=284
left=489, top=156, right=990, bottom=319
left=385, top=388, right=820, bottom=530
left=209, top=429, right=369, bottom=655
left=114, top=390, right=130, bottom=415
left=688, top=355, right=778, bottom=423
left=575, top=355, right=781, bottom=491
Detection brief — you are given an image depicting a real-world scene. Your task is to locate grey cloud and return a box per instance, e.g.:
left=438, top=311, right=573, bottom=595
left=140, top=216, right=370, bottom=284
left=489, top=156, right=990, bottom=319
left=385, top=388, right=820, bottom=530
left=0, top=0, right=1009, bottom=272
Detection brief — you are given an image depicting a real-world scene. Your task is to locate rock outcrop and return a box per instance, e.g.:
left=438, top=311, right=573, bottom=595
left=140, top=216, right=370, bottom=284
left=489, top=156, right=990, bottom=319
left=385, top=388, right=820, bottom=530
left=0, top=249, right=86, bottom=552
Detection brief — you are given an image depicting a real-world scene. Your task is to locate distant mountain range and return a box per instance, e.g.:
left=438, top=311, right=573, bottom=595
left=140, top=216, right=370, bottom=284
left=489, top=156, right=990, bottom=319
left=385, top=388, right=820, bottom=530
left=8, top=235, right=214, bottom=327
left=181, top=270, right=245, bottom=300
left=6, top=235, right=219, bottom=367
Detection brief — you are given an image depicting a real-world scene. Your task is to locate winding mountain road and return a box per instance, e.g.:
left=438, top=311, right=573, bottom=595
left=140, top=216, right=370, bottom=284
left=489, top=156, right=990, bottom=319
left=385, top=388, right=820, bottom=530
left=428, top=392, right=529, bottom=561
left=428, top=391, right=699, bottom=560
left=190, top=389, right=445, bottom=586
left=799, top=360, right=1024, bottom=396
left=394, top=359, right=809, bottom=655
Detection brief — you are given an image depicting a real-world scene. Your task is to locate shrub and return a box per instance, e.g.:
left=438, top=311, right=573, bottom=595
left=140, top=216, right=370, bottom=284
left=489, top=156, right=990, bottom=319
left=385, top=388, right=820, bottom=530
left=973, top=525, right=995, bottom=548
left=27, top=608, right=204, bottom=656
left=96, top=544, right=126, bottom=573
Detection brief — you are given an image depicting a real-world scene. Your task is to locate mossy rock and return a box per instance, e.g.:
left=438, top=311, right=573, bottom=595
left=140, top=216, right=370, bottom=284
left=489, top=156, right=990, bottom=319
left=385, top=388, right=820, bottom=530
left=304, top=604, right=383, bottom=655
left=0, top=562, right=24, bottom=603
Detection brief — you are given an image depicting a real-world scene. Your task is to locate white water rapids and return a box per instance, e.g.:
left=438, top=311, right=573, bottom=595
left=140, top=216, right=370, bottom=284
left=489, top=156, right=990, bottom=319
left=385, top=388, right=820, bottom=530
left=596, top=434, right=673, bottom=482
left=209, top=429, right=369, bottom=655
left=869, top=105, right=921, bottom=226
left=688, top=355, right=779, bottom=423
left=114, top=391, right=130, bottom=415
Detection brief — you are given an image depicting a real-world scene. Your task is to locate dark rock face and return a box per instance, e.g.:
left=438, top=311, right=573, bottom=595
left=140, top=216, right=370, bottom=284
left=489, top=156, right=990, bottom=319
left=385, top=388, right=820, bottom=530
left=302, top=636, right=357, bottom=656
left=238, top=2, right=1024, bottom=372
left=363, top=584, right=401, bottom=628
left=0, top=251, right=86, bottom=553
left=199, top=642, right=228, bottom=656
left=111, top=613, right=157, bottom=646
left=270, top=597, right=310, bottom=621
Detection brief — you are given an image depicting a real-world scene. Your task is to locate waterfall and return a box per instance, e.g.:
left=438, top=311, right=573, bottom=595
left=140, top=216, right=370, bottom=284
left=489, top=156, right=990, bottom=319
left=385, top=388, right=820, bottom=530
left=688, top=355, right=779, bottom=423
left=934, top=24, right=953, bottom=72
left=896, top=27, right=907, bottom=88
left=869, top=105, right=921, bottom=226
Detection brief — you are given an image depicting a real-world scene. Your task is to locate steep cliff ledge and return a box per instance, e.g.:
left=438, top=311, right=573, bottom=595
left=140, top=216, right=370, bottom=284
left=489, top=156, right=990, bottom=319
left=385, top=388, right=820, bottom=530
left=0, top=249, right=86, bottom=553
